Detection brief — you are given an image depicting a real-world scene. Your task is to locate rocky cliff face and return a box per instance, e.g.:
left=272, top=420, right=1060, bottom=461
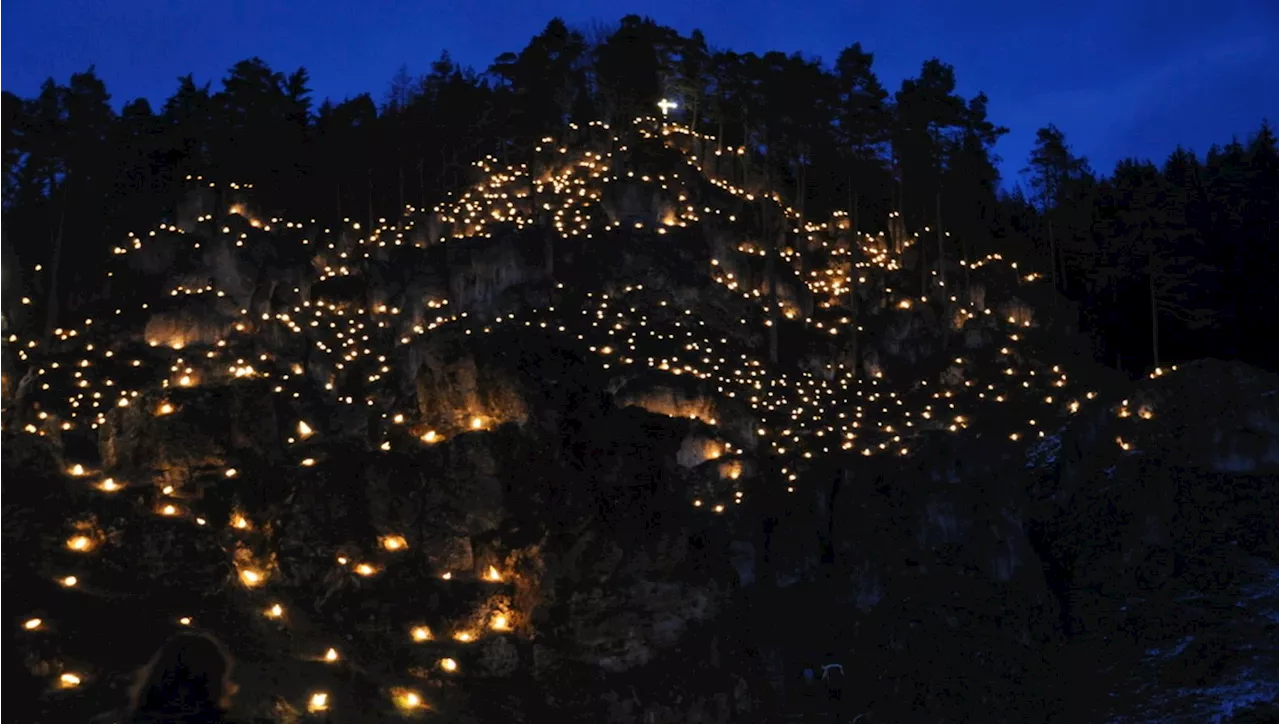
left=3, top=116, right=1275, bottom=723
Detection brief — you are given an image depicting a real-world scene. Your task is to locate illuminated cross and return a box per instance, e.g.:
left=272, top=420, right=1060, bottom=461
left=657, top=98, right=678, bottom=117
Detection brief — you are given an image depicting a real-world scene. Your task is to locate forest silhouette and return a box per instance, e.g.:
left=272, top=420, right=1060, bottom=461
left=2, top=15, right=1276, bottom=373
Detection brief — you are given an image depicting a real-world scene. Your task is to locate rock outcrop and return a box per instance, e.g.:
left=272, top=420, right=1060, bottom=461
left=3, top=116, right=1274, bottom=724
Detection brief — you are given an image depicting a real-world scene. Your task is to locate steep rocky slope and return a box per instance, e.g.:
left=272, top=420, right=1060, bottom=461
left=3, top=116, right=1275, bottom=723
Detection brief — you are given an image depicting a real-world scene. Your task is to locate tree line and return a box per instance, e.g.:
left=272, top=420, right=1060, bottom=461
left=2, top=14, right=1275, bottom=372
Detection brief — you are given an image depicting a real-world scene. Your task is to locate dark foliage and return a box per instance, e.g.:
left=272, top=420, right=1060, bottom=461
left=1, top=18, right=1274, bottom=372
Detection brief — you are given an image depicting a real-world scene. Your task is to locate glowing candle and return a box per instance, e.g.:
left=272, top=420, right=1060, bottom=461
left=308, top=692, right=329, bottom=712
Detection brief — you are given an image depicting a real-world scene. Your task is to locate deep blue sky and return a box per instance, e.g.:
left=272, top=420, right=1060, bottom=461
left=3, top=0, right=1276, bottom=184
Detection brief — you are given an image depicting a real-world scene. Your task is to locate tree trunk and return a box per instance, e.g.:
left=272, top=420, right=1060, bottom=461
left=849, top=276, right=859, bottom=380
left=544, top=235, right=554, bottom=279
left=366, top=168, right=374, bottom=233
left=398, top=161, right=405, bottom=213
left=335, top=179, right=342, bottom=221
left=1149, top=258, right=1160, bottom=369
left=418, top=158, right=426, bottom=209
left=935, top=192, right=946, bottom=298
left=531, top=148, right=541, bottom=226
left=830, top=468, right=847, bottom=545
left=763, top=184, right=779, bottom=365
left=793, top=160, right=803, bottom=222
left=920, top=212, right=929, bottom=301
left=794, top=165, right=802, bottom=221
left=898, top=162, right=906, bottom=232
left=1047, top=214, right=1058, bottom=306
left=848, top=187, right=861, bottom=379
left=847, top=174, right=854, bottom=227
left=851, top=186, right=859, bottom=237
left=43, top=180, right=70, bottom=340
left=210, top=181, right=224, bottom=246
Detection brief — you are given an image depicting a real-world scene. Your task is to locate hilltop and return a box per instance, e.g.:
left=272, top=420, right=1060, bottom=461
left=3, top=114, right=1276, bottom=723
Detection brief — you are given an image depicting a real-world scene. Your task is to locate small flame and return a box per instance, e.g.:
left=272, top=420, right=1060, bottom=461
left=308, top=692, right=329, bottom=713
left=393, top=689, right=424, bottom=710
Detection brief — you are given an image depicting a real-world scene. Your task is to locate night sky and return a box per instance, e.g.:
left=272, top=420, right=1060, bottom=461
left=3, top=0, right=1275, bottom=183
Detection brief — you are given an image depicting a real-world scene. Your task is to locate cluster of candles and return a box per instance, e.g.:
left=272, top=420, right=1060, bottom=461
left=6, top=109, right=1174, bottom=716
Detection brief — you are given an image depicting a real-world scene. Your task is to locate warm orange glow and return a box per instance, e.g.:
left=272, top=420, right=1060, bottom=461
left=308, top=692, right=329, bottom=713
left=98, top=478, right=120, bottom=492
left=354, top=563, right=377, bottom=576
left=23, top=618, right=42, bottom=630
left=68, top=464, right=86, bottom=477
left=66, top=535, right=93, bottom=552
left=59, top=673, right=82, bottom=688
left=470, top=416, right=484, bottom=430
left=453, top=631, right=473, bottom=643
left=239, top=568, right=264, bottom=587
left=266, top=604, right=284, bottom=618
left=421, top=430, right=439, bottom=443
left=157, top=402, right=174, bottom=416
left=323, top=647, right=339, bottom=662
left=411, top=626, right=432, bottom=642
left=392, top=688, right=424, bottom=711
left=60, top=576, right=78, bottom=587
left=440, top=658, right=458, bottom=672
left=490, top=613, right=509, bottom=631
left=381, top=535, right=407, bottom=551
left=297, top=421, right=313, bottom=438
left=486, top=565, right=502, bottom=582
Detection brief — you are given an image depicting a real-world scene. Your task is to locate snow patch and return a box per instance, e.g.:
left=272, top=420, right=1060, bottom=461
left=1025, top=432, right=1063, bottom=469
left=1180, top=670, right=1278, bottom=723
left=1144, top=635, right=1195, bottom=660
